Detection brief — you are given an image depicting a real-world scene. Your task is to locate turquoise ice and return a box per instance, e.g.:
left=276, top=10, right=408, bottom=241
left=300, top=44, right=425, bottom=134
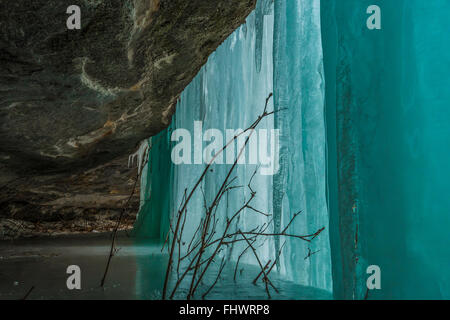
left=322, top=0, right=450, bottom=299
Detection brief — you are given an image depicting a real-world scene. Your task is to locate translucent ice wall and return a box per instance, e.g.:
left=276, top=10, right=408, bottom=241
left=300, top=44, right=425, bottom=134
left=135, top=0, right=450, bottom=299
left=322, top=0, right=450, bottom=299
left=133, top=130, right=172, bottom=239
left=136, top=0, right=332, bottom=292
left=273, top=0, right=331, bottom=290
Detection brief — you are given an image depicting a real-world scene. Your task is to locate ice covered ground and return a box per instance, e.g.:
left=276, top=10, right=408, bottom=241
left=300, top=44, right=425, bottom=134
left=0, top=235, right=331, bottom=300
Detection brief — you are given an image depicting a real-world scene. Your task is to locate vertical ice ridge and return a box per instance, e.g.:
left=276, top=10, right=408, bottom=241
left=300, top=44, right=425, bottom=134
left=273, top=0, right=332, bottom=291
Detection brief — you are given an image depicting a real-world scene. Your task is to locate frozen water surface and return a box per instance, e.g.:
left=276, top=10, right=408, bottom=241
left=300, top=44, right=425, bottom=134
left=0, top=235, right=331, bottom=300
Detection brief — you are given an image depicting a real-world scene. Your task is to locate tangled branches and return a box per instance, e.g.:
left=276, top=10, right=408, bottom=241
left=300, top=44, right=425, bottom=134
left=161, top=94, right=325, bottom=300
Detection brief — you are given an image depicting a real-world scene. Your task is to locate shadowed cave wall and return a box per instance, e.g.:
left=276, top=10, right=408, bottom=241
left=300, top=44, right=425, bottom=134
left=0, top=0, right=256, bottom=238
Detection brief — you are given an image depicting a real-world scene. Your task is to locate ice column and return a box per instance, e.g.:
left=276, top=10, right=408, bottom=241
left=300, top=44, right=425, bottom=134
left=136, top=0, right=333, bottom=293
left=273, top=0, right=332, bottom=291
left=322, top=0, right=450, bottom=299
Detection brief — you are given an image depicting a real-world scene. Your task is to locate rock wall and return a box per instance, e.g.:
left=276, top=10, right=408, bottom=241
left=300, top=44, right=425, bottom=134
left=0, top=0, right=256, bottom=238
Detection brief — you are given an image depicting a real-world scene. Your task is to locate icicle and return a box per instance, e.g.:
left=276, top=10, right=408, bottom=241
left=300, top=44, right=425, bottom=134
left=128, top=138, right=152, bottom=174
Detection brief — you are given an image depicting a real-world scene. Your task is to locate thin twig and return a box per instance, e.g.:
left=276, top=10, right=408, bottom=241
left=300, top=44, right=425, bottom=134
left=253, top=260, right=271, bottom=285
left=238, top=230, right=272, bottom=299
left=21, top=286, right=35, bottom=300
left=100, top=152, right=147, bottom=287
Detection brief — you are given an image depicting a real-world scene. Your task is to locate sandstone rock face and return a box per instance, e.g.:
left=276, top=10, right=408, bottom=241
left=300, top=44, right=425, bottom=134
left=0, top=155, right=139, bottom=239
left=0, top=0, right=256, bottom=238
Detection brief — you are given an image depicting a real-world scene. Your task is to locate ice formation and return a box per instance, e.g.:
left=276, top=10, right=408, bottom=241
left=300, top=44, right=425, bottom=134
left=136, top=0, right=332, bottom=296
left=322, top=0, right=450, bottom=299
left=128, top=138, right=152, bottom=175
left=135, top=0, right=450, bottom=299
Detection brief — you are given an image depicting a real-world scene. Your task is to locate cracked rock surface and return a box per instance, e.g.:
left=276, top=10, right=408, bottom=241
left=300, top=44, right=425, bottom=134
left=0, top=0, right=256, bottom=238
